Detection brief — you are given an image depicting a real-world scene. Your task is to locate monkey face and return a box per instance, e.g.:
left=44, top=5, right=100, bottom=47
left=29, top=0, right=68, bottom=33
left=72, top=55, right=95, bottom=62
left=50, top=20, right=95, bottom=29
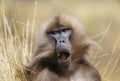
left=47, top=26, right=72, bottom=67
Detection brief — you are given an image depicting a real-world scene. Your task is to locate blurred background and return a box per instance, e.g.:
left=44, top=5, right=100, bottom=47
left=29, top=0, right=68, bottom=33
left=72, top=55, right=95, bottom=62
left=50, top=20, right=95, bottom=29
left=0, top=0, right=120, bottom=81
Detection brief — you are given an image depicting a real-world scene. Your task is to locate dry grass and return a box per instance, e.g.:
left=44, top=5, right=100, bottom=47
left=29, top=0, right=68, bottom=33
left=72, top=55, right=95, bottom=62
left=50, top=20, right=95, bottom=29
left=0, top=1, right=35, bottom=81
left=0, top=0, right=120, bottom=81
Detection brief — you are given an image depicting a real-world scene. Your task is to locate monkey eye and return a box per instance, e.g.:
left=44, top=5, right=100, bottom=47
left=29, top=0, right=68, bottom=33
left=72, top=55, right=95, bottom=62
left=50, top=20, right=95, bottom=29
left=47, top=31, right=60, bottom=35
left=51, top=31, right=60, bottom=35
left=62, top=28, right=71, bottom=33
left=53, top=31, right=59, bottom=34
left=62, top=29, right=69, bottom=33
left=62, top=29, right=67, bottom=32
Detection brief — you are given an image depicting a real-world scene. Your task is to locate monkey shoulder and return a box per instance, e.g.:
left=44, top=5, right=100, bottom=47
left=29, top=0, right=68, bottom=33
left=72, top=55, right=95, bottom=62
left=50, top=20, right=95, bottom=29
left=71, top=63, right=101, bottom=81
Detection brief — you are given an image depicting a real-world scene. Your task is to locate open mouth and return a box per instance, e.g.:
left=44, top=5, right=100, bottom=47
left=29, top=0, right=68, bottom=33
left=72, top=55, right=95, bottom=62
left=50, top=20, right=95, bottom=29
left=58, top=52, right=70, bottom=60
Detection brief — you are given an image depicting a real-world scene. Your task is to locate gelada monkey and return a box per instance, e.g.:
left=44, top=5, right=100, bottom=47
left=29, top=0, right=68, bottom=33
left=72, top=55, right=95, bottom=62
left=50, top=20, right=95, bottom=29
left=24, top=15, right=101, bottom=81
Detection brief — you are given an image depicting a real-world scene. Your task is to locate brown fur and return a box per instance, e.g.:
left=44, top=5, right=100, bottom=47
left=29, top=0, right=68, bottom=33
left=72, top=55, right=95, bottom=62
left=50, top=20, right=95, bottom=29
left=24, top=15, right=101, bottom=81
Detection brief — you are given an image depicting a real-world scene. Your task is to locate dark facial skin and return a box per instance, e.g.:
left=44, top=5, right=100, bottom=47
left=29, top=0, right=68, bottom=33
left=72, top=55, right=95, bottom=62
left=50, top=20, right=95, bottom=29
left=47, top=27, right=72, bottom=67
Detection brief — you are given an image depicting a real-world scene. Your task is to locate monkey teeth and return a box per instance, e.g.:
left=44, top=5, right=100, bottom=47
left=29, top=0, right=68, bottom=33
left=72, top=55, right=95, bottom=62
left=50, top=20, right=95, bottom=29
left=58, top=52, right=70, bottom=60
left=58, top=53, right=60, bottom=57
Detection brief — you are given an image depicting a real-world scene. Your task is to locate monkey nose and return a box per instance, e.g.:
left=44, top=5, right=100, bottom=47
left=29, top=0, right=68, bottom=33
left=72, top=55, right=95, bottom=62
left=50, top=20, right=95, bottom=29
left=59, top=40, right=65, bottom=43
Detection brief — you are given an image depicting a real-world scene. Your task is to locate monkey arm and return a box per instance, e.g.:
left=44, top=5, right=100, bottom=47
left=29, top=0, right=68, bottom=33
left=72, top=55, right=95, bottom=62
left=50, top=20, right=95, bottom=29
left=24, top=51, right=52, bottom=81
left=28, top=51, right=52, bottom=69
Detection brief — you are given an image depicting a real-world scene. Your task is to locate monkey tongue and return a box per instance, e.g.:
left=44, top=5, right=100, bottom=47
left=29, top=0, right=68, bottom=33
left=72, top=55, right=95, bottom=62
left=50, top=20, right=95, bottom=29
left=58, top=52, right=69, bottom=60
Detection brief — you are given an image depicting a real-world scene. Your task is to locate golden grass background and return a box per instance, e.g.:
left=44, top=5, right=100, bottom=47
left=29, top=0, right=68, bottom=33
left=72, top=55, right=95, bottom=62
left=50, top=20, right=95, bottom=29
left=0, top=0, right=120, bottom=81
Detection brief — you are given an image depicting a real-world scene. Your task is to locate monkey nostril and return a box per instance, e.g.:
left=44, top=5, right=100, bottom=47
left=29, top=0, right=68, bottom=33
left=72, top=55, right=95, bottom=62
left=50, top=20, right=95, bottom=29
left=60, top=40, right=65, bottom=43
left=62, top=40, right=65, bottom=43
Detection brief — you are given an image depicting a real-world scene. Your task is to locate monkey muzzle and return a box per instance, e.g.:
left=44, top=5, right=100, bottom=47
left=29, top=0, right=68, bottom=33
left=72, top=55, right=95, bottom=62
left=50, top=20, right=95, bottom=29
left=55, top=35, right=72, bottom=65
left=56, top=40, right=71, bottom=60
left=56, top=49, right=71, bottom=67
left=55, top=43, right=72, bottom=67
left=56, top=47, right=71, bottom=61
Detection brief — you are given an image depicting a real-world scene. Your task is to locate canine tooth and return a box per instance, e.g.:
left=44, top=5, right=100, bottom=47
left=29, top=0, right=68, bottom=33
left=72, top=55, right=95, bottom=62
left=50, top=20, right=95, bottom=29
left=58, top=53, right=60, bottom=56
